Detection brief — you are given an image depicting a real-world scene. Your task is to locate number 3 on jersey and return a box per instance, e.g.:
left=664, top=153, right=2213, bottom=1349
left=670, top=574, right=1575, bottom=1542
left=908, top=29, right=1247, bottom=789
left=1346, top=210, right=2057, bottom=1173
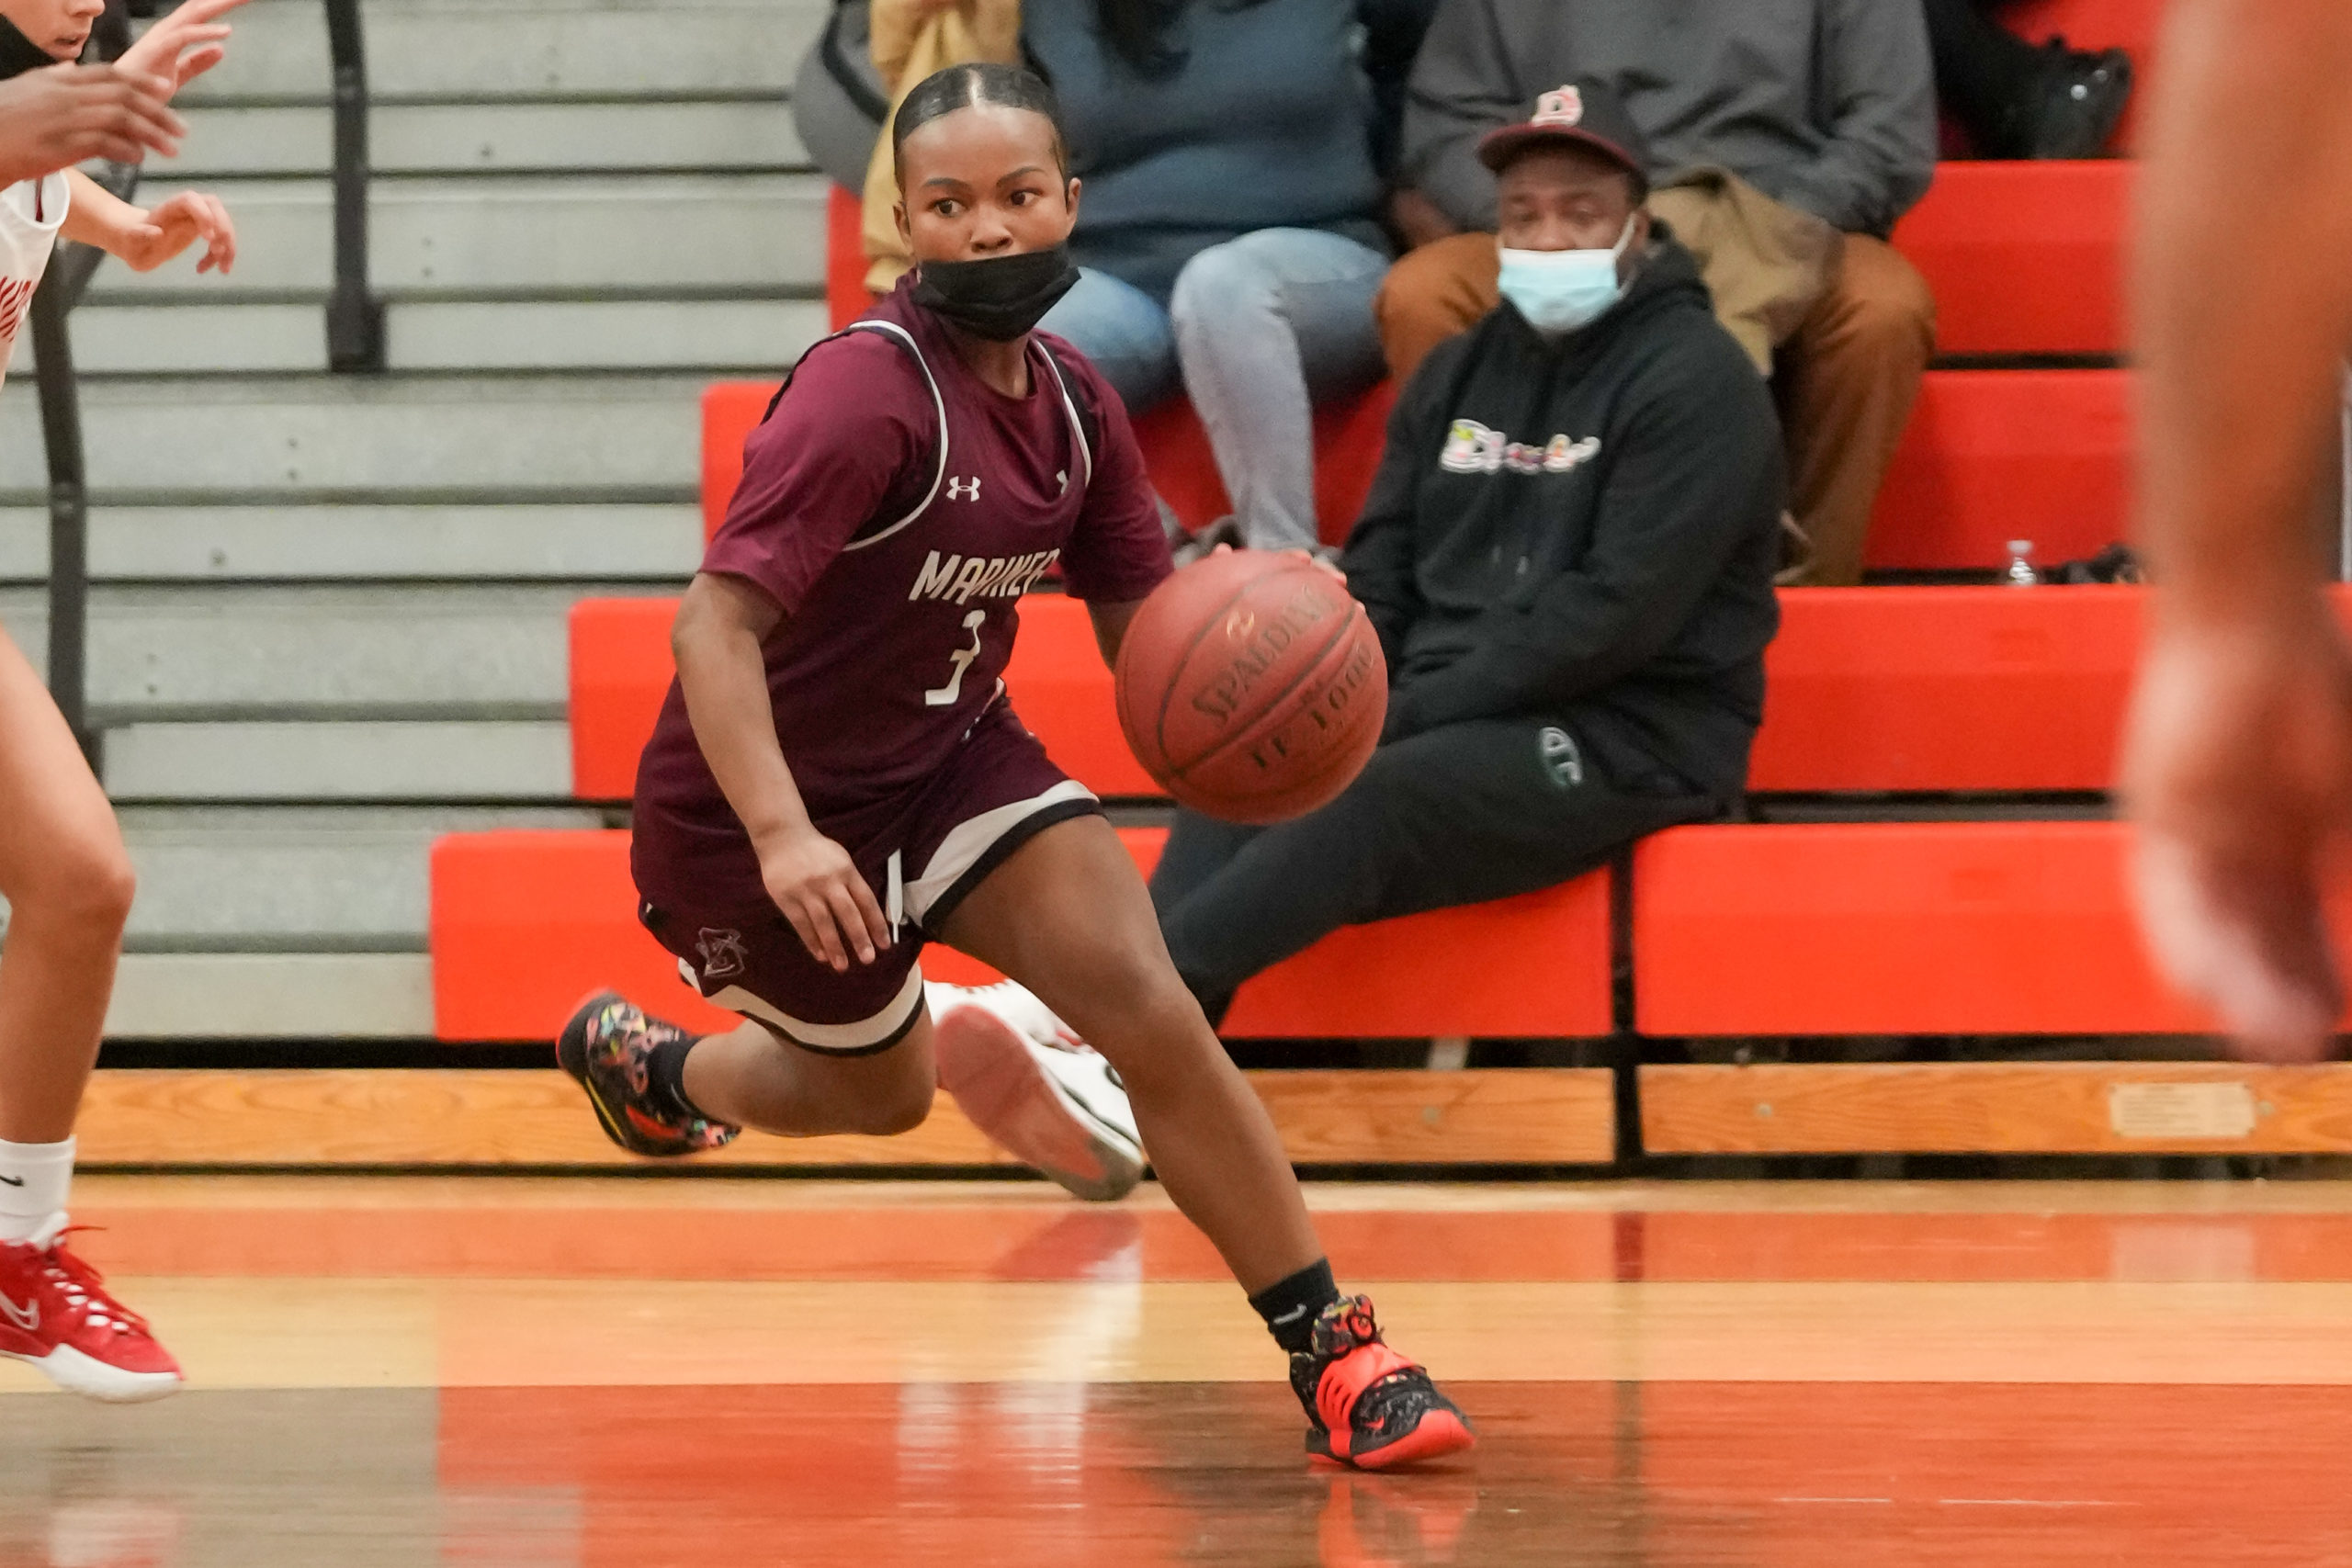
left=924, top=611, right=986, bottom=707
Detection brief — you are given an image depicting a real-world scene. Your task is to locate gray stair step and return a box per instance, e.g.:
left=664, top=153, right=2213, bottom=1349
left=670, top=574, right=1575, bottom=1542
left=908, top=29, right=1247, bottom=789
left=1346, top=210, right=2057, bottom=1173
left=106, top=719, right=573, bottom=802
left=167, top=98, right=809, bottom=177
left=0, top=374, right=707, bottom=498
left=111, top=804, right=601, bottom=952
left=0, top=584, right=660, bottom=716
left=85, top=174, right=827, bottom=298
left=25, top=297, right=826, bottom=374
left=106, top=952, right=434, bottom=1038
left=0, top=502, right=700, bottom=582
left=183, top=0, right=822, bottom=102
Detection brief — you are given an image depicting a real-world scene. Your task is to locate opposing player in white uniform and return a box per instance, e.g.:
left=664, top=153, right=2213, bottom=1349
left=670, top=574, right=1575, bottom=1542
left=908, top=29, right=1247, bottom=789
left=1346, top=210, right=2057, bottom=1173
left=0, top=0, right=243, bottom=1401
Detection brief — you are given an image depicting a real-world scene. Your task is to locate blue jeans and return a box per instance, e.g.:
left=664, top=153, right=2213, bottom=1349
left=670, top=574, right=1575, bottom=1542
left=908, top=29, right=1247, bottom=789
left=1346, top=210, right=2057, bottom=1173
left=1040, top=228, right=1391, bottom=553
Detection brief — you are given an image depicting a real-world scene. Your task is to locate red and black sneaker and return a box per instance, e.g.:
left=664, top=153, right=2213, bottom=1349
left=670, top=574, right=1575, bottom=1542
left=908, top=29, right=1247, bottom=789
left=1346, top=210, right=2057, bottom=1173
left=0, top=1224, right=182, bottom=1403
left=557, top=990, right=741, bottom=1158
left=1290, top=1296, right=1475, bottom=1470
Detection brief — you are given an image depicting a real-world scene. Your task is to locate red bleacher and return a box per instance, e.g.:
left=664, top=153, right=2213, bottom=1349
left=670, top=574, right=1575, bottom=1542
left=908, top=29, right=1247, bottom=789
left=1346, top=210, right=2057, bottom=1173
left=1867, top=368, right=2130, bottom=573
left=573, top=586, right=2263, bottom=805
left=1633, top=820, right=2352, bottom=1039
left=706, top=364, right=2129, bottom=576
left=431, top=826, right=1611, bottom=1042
left=1891, top=162, right=2128, bottom=357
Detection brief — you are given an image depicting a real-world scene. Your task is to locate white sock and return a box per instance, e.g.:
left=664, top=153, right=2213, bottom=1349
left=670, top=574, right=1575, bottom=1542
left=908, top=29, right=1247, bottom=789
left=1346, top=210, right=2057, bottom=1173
left=0, top=1136, right=74, bottom=1245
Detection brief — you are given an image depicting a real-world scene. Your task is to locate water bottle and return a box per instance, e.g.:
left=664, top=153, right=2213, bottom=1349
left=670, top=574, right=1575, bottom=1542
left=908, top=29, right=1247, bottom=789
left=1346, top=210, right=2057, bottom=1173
left=2004, top=539, right=2038, bottom=587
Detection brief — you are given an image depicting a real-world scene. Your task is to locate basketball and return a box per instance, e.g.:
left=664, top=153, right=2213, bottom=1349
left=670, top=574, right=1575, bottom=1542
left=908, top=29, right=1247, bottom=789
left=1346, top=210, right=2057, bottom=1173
left=1114, top=550, right=1387, bottom=824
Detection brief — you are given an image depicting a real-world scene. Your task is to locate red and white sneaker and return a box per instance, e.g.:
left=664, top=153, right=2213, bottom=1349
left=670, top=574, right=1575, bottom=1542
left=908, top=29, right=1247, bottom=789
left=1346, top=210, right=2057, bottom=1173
left=930, top=981, right=1145, bottom=1202
left=0, top=1223, right=182, bottom=1403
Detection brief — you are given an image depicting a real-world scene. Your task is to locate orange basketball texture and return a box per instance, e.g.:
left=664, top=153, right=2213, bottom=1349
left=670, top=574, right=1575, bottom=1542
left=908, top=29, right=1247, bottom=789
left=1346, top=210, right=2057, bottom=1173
left=1114, top=552, right=1388, bottom=825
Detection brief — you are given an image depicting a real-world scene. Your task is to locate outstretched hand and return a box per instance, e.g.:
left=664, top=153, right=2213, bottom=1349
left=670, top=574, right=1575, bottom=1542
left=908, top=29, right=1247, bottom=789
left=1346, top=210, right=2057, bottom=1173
left=111, top=189, right=236, bottom=273
left=2123, top=604, right=2352, bottom=1061
left=117, top=0, right=247, bottom=95
left=0, top=65, right=183, bottom=185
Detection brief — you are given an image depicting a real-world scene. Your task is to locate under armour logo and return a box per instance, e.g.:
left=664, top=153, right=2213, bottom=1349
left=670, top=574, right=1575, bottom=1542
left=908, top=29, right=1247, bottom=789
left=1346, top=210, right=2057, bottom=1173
left=946, top=477, right=982, bottom=502
left=0, top=1290, right=37, bottom=1333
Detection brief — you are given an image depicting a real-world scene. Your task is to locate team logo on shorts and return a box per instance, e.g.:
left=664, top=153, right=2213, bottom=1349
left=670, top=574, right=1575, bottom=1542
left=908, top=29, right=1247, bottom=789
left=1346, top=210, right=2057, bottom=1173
left=695, top=928, right=749, bottom=980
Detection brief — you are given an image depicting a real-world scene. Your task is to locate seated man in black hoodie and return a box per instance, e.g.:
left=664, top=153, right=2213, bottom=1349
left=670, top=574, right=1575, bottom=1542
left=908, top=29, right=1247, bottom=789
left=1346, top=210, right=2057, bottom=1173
left=1147, top=84, right=1785, bottom=1023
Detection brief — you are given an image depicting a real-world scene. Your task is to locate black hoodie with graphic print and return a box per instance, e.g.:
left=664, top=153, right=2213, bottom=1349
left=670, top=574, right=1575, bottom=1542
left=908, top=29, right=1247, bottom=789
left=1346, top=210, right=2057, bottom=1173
left=1341, top=233, right=1783, bottom=805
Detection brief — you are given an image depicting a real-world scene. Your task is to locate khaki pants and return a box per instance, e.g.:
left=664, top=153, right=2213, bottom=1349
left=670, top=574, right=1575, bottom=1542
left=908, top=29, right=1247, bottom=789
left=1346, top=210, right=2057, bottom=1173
left=1374, top=231, right=1936, bottom=586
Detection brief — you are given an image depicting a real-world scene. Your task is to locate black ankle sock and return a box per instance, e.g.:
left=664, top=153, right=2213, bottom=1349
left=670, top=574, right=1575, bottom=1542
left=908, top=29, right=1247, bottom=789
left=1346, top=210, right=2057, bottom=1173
left=645, top=1035, right=710, bottom=1123
left=1250, top=1259, right=1341, bottom=1356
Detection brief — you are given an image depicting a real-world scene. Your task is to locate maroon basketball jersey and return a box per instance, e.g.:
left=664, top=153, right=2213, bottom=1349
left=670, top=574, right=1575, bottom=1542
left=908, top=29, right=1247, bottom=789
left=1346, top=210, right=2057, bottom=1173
left=636, top=279, right=1170, bottom=848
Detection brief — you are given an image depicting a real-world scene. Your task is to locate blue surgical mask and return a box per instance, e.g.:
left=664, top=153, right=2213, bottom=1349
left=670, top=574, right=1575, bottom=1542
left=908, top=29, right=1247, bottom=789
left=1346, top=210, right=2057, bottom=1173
left=1497, top=215, right=1639, bottom=336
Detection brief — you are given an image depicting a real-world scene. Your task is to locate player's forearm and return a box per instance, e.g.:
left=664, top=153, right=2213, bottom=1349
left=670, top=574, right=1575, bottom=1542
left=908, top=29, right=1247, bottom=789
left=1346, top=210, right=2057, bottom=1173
left=57, top=168, right=146, bottom=256
left=673, top=608, right=813, bottom=850
left=2134, top=0, right=2352, bottom=630
left=1087, top=599, right=1142, bottom=667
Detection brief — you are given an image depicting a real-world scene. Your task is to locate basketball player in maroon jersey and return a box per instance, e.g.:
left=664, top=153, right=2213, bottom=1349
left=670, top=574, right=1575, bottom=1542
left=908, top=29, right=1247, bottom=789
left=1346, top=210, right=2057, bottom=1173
left=2123, top=0, right=2352, bottom=1062
left=557, top=63, right=1474, bottom=1470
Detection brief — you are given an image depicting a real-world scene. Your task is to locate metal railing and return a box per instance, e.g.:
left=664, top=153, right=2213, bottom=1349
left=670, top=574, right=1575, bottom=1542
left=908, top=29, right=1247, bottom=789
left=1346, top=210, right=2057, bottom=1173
left=31, top=0, right=380, bottom=750
left=323, top=0, right=383, bottom=372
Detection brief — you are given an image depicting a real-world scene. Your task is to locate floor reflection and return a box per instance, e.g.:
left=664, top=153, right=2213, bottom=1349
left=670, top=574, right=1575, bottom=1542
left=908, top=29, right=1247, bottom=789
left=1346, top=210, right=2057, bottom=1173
left=5, top=1381, right=2349, bottom=1566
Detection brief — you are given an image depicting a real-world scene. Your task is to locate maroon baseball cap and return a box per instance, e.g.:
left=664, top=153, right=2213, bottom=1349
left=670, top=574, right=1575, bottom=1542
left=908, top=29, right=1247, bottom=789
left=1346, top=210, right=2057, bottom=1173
left=1476, top=82, right=1652, bottom=187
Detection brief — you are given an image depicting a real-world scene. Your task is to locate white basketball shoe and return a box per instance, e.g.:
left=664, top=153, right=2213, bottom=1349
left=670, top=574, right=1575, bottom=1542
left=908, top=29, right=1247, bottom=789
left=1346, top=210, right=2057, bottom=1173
left=928, top=981, right=1146, bottom=1202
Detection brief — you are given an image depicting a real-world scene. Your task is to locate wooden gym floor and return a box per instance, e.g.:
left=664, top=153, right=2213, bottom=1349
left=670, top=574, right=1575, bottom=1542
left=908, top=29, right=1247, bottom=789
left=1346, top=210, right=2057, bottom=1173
left=7, top=1176, right=2352, bottom=1565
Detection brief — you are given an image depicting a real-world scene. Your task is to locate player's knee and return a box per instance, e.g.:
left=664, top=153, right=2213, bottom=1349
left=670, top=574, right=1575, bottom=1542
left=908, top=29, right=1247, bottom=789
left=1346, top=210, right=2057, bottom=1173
left=1078, top=955, right=1220, bottom=1081
left=18, top=833, right=135, bottom=937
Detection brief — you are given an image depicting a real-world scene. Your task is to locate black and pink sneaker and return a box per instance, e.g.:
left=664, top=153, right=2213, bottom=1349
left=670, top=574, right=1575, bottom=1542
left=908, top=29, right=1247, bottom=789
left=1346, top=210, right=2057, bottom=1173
left=1290, top=1296, right=1475, bottom=1471
left=557, top=991, right=740, bottom=1158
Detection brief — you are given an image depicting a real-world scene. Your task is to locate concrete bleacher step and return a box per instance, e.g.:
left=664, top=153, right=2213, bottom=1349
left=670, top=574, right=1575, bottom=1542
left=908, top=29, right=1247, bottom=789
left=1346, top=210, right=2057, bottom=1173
left=0, top=584, right=643, bottom=716
left=29, top=297, right=829, bottom=376
left=168, top=99, right=809, bottom=178
left=86, top=173, right=827, bottom=299
left=0, top=375, right=705, bottom=499
left=182, top=0, right=821, bottom=103
left=104, top=720, right=572, bottom=803
left=105, top=952, right=435, bottom=1038
left=0, top=503, right=700, bottom=584
left=112, top=805, right=598, bottom=953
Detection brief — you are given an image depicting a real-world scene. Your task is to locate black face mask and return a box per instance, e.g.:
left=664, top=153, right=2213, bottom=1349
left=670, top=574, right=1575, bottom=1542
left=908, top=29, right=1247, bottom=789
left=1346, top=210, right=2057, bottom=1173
left=0, top=17, right=59, bottom=81
left=911, top=245, right=1080, bottom=342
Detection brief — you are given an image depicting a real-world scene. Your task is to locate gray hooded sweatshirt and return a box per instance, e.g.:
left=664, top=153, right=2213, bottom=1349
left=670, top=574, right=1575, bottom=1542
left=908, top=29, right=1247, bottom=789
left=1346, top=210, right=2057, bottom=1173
left=1403, top=0, right=1936, bottom=239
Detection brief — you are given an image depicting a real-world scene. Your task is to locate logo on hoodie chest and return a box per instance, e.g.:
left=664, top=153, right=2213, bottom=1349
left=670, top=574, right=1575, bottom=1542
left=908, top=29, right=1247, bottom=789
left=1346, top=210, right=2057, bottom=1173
left=1440, top=419, right=1601, bottom=477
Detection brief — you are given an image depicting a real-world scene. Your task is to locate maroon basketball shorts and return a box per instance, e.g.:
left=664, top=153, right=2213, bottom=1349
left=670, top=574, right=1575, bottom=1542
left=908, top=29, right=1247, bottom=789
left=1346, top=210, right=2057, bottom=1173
left=634, top=705, right=1101, bottom=1055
